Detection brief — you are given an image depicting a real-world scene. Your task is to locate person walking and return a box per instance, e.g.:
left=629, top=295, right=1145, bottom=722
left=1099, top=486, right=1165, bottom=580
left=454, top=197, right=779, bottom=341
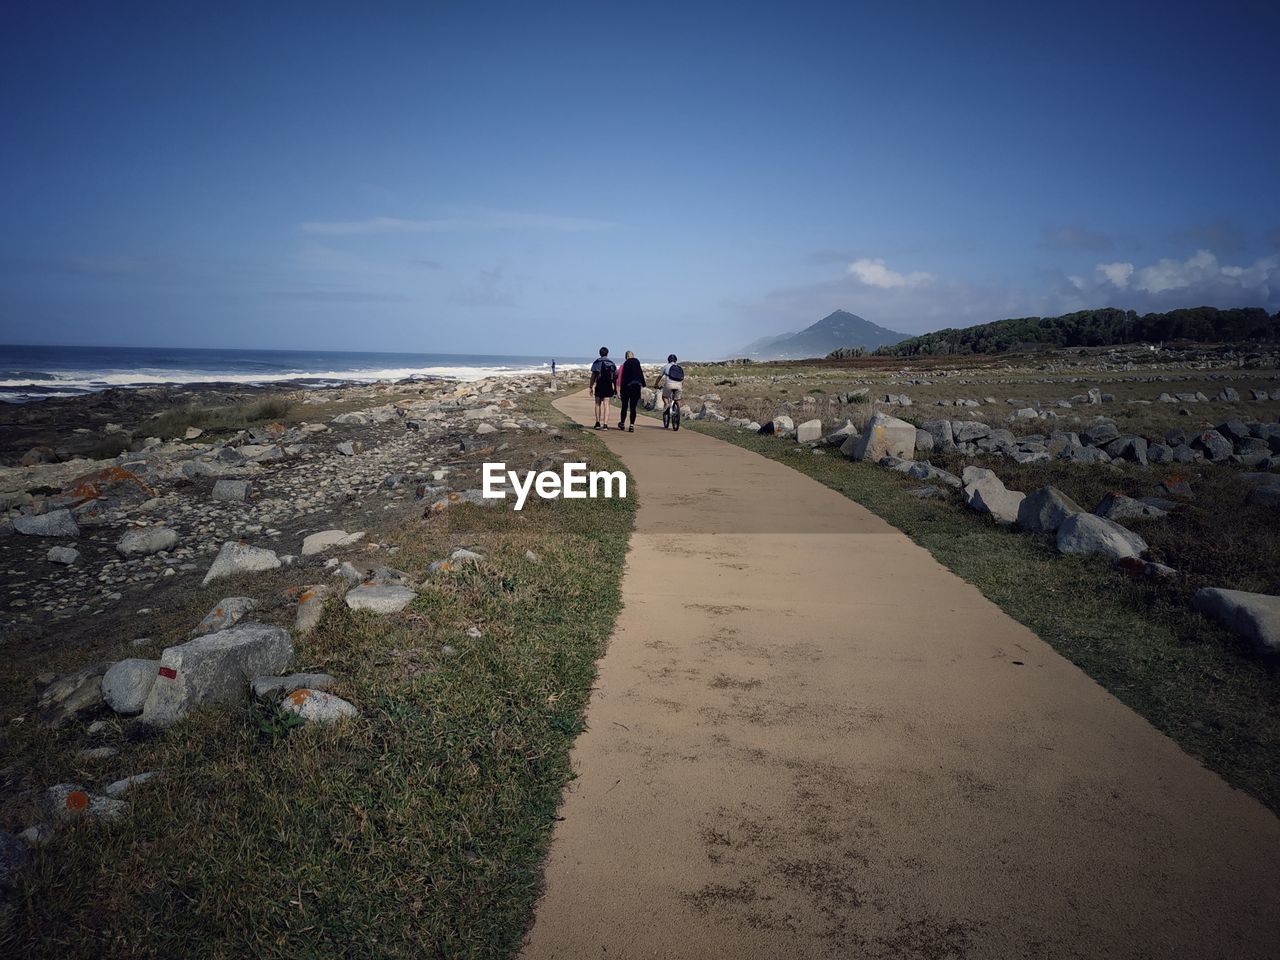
left=616, top=351, right=646, bottom=432
left=589, top=347, right=617, bottom=429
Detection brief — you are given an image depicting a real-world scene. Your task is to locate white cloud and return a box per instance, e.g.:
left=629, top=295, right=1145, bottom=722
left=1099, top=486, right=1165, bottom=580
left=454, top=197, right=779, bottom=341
left=300, top=211, right=612, bottom=236
left=1096, top=261, right=1134, bottom=288
left=847, top=257, right=933, bottom=289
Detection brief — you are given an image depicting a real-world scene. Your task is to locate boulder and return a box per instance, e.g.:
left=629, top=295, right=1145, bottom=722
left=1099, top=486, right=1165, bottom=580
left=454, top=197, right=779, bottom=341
left=45, top=783, right=125, bottom=823
left=904, top=462, right=961, bottom=488
left=38, top=662, right=112, bottom=726
left=192, top=596, right=257, bottom=637
left=1194, top=429, right=1234, bottom=462
left=280, top=688, right=359, bottom=723
left=252, top=673, right=338, bottom=700
left=913, top=429, right=935, bottom=455
left=345, top=583, right=417, bottom=614
left=336, top=440, right=363, bottom=456
left=14, top=509, right=79, bottom=538
left=301, top=529, right=365, bottom=556
left=1192, top=588, right=1280, bottom=655
left=847, top=412, right=917, bottom=462
left=1056, top=513, right=1147, bottom=560
left=101, top=658, right=159, bottom=715
left=46, top=546, right=80, bottom=565
left=1094, top=493, right=1167, bottom=522
left=795, top=419, right=823, bottom=444
left=116, top=526, right=179, bottom=558
left=1104, top=436, right=1148, bottom=465
left=1081, top=422, right=1120, bottom=447
left=951, top=420, right=989, bottom=443
left=1016, top=486, right=1083, bottom=533
left=962, top=467, right=1025, bottom=524
left=141, top=623, right=294, bottom=727
left=211, top=479, right=249, bottom=502
left=202, top=541, right=281, bottom=585
left=920, top=420, right=954, bottom=451
left=771, top=415, right=795, bottom=435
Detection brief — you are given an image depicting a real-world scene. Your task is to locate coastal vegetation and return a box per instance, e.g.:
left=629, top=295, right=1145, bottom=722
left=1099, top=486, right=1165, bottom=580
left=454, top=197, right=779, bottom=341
left=868, top=306, right=1280, bottom=357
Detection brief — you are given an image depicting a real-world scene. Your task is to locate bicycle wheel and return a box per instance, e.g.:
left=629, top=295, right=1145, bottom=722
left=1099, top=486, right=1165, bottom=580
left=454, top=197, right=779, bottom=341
left=662, top=406, right=670, bottom=429
left=672, top=401, right=681, bottom=431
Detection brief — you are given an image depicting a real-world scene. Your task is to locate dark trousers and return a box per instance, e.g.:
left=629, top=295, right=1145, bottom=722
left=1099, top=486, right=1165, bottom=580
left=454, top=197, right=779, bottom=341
left=619, top=383, right=641, bottom=424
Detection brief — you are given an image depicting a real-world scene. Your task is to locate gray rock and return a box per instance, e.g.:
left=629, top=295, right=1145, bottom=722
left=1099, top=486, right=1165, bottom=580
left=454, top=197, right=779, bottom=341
left=336, top=440, right=363, bottom=456
left=1193, top=588, right=1280, bottom=655
left=38, top=662, right=112, bottom=726
left=1056, top=513, right=1147, bottom=560
left=847, top=412, right=917, bottom=462
left=45, top=783, right=126, bottom=822
left=301, top=529, right=365, bottom=556
left=141, top=623, right=294, bottom=727
left=192, top=596, right=257, bottom=637
left=905, top=485, right=947, bottom=499
left=103, top=771, right=159, bottom=798
left=116, top=526, right=179, bottom=558
left=430, top=548, right=484, bottom=572
left=1081, top=422, right=1120, bottom=447
left=1094, top=493, right=1166, bottom=522
left=1194, top=429, right=1234, bottom=462
left=202, top=541, right=281, bottom=585
left=962, top=467, right=1025, bottom=524
left=279, top=688, right=359, bottom=723
left=920, top=419, right=954, bottom=451
left=951, top=420, right=990, bottom=443
left=1017, top=486, right=1083, bottom=533
left=771, top=415, right=795, bottom=436
left=913, top=429, right=935, bottom=455
left=294, top=584, right=331, bottom=635
left=46, top=546, right=80, bottom=564
left=904, top=462, right=961, bottom=488
left=1147, top=442, right=1174, bottom=464
left=251, top=673, right=337, bottom=699
left=211, top=479, right=249, bottom=502
left=795, top=419, right=822, bottom=444
left=101, top=658, right=159, bottom=715
left=1215, top=388, right=1241, bottom=403
left=1104, top=436, right=1148, bottom=465
left=345, top=583, right=417, bottom=614
left=14, top=509, right=79, bottom=538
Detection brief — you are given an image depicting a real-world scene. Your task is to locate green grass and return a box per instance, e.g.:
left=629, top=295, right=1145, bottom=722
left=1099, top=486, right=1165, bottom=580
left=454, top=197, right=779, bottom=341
left=682, top=418, right=1280, bottom=814
left=147, top=396, right=297, bottom=440
left=2, top=400, right=635, bottom=959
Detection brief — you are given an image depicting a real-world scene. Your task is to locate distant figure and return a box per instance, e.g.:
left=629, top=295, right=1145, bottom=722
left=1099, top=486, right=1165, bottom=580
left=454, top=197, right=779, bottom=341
left=657, top=353, right=685, bottom=430
left=589, top=347, right=617, bottom=429
left=616, top=351, right=646, bottom=432
left=551, top=359, right=556, bottom=377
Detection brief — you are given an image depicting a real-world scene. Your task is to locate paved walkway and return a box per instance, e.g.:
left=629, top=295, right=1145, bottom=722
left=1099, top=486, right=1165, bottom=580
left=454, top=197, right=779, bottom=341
left=521, top=391, right=1280, bottom=959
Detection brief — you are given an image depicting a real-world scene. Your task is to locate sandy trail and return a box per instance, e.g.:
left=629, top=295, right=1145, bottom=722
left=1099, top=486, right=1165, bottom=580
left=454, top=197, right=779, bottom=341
left=521, top=390, right=1280, bottom=959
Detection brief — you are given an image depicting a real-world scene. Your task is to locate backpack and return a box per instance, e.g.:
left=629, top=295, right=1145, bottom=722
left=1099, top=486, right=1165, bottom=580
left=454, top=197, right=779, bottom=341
left=596, top=358, right=616, bottom=383
left=667, top=363, right=684, bottom=382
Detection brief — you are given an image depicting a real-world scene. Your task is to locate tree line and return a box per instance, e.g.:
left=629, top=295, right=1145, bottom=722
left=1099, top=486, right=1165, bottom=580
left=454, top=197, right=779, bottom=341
left=862, top=306, right=1280, bottom=357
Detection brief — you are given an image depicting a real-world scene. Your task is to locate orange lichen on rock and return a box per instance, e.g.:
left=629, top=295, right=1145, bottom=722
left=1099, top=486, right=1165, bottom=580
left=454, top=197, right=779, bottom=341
left=298, top=589, right=316, bottom=604
left=286, top=689, right=313, bottom=706
left=65, top=466, right=156, bottom=503
left=65, top=790, right=90, bottom=812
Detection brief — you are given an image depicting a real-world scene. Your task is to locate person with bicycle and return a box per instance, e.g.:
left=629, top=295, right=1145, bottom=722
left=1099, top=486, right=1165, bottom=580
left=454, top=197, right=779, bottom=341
left=657, top=353, right=685, bottom=430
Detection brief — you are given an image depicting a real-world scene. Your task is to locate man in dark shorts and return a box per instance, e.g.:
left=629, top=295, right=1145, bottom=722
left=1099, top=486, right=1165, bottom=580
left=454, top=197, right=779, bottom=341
left=589, top=347, right=617, bottom=429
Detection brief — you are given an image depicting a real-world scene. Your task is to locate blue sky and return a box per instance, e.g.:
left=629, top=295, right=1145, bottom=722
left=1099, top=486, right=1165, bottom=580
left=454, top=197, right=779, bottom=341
left=2, top=0, right=1277, bottom=358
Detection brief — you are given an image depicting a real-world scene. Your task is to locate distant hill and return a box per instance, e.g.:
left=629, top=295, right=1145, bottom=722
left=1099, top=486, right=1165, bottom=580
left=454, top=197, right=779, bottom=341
left=735, top=310, right=909, bottom=360
left=876, top=306, right=1280, bottom=357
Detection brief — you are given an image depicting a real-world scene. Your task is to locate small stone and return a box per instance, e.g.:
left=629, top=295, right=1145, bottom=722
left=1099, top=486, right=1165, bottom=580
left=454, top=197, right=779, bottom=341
left=46, top=783, right=126, bottom=822
left=202, top=541, right=281, bottom=585
left=280, top=688, right=359, bottom=723
left=211, top=479, right=249, bottom=502
left=103, top=771, right=159, bottom=798
left=301, top=529, right=365, bottom=556
left=116, top=526, right=179, bottom=558
left=294, top=585, right=331, bottom=635
left=14, top=509, right=79, bottom=538
left=47, top=546, right=80, bottom=565
left=251, top=673, right=338, bottom=699
left=192, top=597, right=257, bottom=637
left=345, top=583, right=416, bottom=614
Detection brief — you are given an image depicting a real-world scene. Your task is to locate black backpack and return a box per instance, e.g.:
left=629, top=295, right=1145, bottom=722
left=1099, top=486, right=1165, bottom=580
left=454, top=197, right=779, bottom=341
left=596, top=358, right=616, bottom=384
left=667, top=363, right=684, bottom=382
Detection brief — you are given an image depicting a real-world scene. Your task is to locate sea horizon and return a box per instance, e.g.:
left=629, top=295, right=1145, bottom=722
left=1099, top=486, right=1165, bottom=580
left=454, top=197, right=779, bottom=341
left=0, top=343, right=586, bottom=403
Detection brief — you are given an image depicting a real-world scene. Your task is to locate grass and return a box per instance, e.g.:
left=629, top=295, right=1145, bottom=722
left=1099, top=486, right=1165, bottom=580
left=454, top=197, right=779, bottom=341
left=146, top=396, right=297, bottom=440
left=2, top=395, right=635, bottom=958
left=679, top=417, right=1280, bottom=815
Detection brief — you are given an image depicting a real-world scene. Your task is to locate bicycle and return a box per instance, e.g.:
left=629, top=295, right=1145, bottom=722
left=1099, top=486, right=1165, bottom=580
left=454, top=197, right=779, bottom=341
left=662, top=391, right=682, bottom=431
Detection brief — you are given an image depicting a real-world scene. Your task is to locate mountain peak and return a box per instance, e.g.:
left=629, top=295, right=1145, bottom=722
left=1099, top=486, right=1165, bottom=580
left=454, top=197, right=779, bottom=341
left=734, top=310, right=908, bottom=360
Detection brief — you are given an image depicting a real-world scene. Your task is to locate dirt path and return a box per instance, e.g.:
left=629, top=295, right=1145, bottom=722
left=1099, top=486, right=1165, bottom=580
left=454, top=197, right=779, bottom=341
left=521, top=391, right=1280, bottom=959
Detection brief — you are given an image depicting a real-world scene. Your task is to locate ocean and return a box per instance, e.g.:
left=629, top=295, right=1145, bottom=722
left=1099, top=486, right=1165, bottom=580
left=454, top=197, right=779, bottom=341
left=0, top=344, right=579, bottom=403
